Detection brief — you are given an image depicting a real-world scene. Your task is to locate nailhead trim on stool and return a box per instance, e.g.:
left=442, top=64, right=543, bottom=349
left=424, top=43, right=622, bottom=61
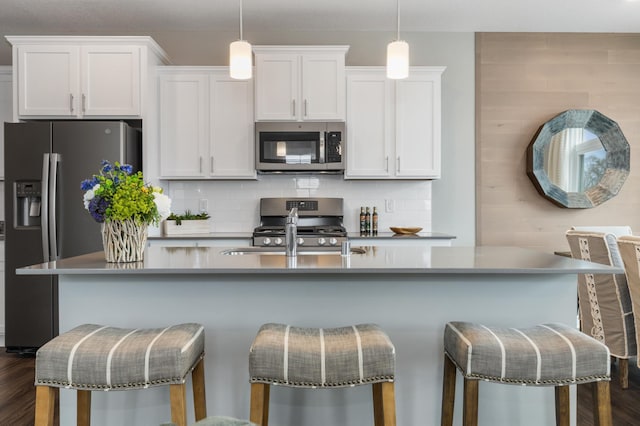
left=34, top=323, right=207, bottom=426
left=249, top=323, right=397, bottom=426
left=441, top=321, right=613, bottom=426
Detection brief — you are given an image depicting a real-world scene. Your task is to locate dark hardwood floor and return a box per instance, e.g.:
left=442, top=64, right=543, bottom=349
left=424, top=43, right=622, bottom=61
left=0, top=349, right=637, bottom=425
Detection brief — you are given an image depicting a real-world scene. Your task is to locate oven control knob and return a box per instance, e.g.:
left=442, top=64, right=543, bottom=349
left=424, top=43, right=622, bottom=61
left=263, top=238, right=271, bottom=246
left=318, top=238, right=327, bottom=246
left=329, top=238, right=338, bottom=246
left=297, top=237, right=304, bottom=246
left=274, top=237, right=283, bottom=246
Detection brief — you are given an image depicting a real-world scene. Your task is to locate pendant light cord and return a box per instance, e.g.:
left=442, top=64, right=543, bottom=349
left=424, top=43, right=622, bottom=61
left=396, top=0, right=400, bottom=41
left=239, top=0, right=244, bottom=40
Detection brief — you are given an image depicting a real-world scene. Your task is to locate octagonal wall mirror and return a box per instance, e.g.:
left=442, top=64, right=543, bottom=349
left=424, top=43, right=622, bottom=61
left=526, top=109, right=630, bottom=208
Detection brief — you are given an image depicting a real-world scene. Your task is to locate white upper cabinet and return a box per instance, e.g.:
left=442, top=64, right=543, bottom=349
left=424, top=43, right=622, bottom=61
left=345, top=66, right=445, bottom=180
left=158, top=67, right=256, bottom=180
left=7, top=36, right=169, bottom=119
left=0, top=67, right=13, bottom=179
left=253, top=46, right=348, bottom=122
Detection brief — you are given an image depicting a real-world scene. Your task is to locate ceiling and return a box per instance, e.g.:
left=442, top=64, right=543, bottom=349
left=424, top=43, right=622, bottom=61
left=1, top=0, right=640, bottom=36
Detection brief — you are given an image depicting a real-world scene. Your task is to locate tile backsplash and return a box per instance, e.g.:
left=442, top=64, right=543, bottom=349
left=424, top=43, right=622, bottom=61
left=163, top=175, right=432, bottom=234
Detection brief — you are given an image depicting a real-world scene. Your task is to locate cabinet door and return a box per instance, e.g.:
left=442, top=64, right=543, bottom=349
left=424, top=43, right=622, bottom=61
left=0, top=68, right=12, bottom=179
left=159, top=73, right=209, bottom=177
left=81, top=46, right=141, bottom=116
left=254, top=54, right=298, bottom=121
left=395, top=71, right=441, bottom=178
left=301, top=54, right=345, bottom=121
left=16, top=45, right=79, bottom=116
left=345, top=70, right=393, bottom=178
left=210, top=74, right=256, bottom=178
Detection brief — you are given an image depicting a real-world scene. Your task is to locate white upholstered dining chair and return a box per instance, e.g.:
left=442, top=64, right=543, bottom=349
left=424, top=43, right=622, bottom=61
left=566, top=229, right=636, bottom=389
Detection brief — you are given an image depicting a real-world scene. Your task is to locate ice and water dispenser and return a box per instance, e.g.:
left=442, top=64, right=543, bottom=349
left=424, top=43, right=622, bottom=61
left=15, top=181, right=42, bottom=228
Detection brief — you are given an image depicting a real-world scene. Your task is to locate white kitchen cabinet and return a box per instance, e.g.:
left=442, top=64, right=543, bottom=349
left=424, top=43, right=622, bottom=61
left=253, top=46, right=348, bottom=122
left=345, top=67, right=445, bottom=179
left=158, top=67, right=256, bottom=179
left=7, top=36, right=169, bottom=119
left=0, top=67, right=12, bottom=179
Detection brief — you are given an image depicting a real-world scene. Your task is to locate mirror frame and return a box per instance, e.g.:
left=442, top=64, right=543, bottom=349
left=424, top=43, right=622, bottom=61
left=526, top=109, right=630, bottom=208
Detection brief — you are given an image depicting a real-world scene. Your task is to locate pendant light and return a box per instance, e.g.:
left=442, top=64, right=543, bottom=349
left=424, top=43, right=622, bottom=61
left=386, top=0, right=409, bottom=79
left=229, top=0, right=252, bottom=79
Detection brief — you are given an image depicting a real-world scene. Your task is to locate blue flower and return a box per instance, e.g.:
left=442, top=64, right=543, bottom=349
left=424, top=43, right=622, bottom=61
left=88, top=197, right=109, bottom=223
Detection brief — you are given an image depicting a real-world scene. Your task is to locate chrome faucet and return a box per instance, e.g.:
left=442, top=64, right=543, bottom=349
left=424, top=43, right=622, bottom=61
left=285, top=207, right=298, bottom=257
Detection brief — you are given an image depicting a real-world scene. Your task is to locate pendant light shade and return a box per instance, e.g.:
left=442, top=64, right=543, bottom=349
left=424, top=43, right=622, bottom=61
left=230, top=0, right=252, bottom=80
left=387, top=0, right=409, bottom=79
left=230, top=40, right=252, bottom=79
left=387, top=40, right=409, bottom=79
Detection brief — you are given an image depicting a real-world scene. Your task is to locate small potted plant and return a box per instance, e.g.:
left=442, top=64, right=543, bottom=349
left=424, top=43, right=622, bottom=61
left=163, top=210, right=211, bottom=235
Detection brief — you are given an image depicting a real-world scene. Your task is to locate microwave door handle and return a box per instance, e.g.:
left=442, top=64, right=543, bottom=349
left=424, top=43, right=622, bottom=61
left=41, top=154, right=50, bottom=261
left=319, top=132, right=325, bottom=163
left=49, top=153, right=60, bottom=259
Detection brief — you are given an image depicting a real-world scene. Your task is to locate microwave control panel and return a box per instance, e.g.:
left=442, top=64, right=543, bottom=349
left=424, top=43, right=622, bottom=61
left=326, top=131, right=342, bottom=162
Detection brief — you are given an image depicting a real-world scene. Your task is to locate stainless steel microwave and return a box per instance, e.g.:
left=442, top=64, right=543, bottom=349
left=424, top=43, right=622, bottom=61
left=255, top=122, right=345, bottom=173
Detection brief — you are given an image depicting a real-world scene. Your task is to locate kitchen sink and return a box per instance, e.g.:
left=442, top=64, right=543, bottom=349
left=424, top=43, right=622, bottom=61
left=220, top=246, right=367, bottom=256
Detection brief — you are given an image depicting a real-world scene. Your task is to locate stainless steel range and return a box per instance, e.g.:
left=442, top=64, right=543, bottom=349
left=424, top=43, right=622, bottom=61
left=253, top=198, right=347, bottom=247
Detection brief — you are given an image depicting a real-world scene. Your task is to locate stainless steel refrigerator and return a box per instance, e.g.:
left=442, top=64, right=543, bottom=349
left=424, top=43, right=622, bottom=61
left=4, top=121, right=141, bottom=353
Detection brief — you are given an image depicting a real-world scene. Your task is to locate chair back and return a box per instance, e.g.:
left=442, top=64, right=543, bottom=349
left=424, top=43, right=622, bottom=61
left=616, top=235, right=640, bottom=367
left=565, top=230, right=636, bottom=358
left=570, top=225, right=632, bottom=239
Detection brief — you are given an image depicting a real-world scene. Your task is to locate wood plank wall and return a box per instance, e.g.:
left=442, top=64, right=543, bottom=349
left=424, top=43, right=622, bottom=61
left=476, top=33, right=640, bottom=252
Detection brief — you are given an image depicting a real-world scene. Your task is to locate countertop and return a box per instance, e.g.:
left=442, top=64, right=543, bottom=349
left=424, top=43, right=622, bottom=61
left=148, top=231, right=455, bottom=240
left=17, top=245, right=618, bottom=275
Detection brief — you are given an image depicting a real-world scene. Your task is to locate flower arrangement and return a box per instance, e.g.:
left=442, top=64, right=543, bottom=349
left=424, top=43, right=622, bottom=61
left=81, top=160, right=171, bottom=262
left=81, top=160, right=171, bottom=225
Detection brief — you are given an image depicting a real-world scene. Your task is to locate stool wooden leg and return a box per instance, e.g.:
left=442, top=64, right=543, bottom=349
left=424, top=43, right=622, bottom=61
left=77, top=390, right=91, bottom=426
left=373, top=381, right=396, bottom=426
left=462, top=378, right=478, bottom=426
left=192, top=357, right=207, bottom=421
left=619, top=358, right=629, bottom=389
left=554, top=385, right=569, bottom=426
left=34, top=386, right=55, bottom=426
left=441, top=354, right=457, bottom=426
left=170, top=383, right=188, bottom=426
left=250, top=382, right=270, bottom=426
left=592, top=381, right=613, bottom=426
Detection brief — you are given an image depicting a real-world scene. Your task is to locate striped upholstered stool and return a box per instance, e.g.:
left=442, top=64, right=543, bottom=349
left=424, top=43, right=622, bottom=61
left=249, top=323, right=396, bottom=426
left=34, top=323, right=207, bottom=426
left=441, top=322, right=612, bottom=426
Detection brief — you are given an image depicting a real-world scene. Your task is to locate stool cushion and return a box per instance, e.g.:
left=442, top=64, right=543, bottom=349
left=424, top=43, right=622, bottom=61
left=444, top=322, right=611, bottom=385
left=35, top=323, right=205, bottom=390
left=249, top=323, right=395, bottom=388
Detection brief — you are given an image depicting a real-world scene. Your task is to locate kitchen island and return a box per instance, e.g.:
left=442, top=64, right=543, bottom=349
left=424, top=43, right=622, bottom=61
left=18, top=245, right=615, bottom=426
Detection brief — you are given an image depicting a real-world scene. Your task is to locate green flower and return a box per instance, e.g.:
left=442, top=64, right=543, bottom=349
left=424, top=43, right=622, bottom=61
left=81, top=160, right=171, bottom=225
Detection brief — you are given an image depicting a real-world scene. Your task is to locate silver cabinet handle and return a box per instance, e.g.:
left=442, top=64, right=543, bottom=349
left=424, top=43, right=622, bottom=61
left=199, top=156, right=203, bottom=174
left=82, top=94, right=86, bottom=113
left=210, top=156, right=214, bottom=173
left=397, top=157, right=400, bottom=173
left=69, top=94, right=74, bottom=113
left=292, top=99, right=296, bottom=117
left=386, top=156, right=389, bottom=172
left=304, top=99, right=308, bottom=117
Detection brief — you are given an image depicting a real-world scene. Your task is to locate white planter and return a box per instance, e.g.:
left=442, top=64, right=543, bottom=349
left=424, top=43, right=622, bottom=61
left=163, top=219, right=211, bottom=236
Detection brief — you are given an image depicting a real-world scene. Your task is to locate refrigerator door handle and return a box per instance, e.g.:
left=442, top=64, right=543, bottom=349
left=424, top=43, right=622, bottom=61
left=49, top=153, right=60, bottom=259
left=41, top=154, right=50, bottom=261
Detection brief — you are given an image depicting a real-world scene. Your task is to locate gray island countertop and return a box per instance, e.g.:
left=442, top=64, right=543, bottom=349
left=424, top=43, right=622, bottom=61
left=17, top=245, right=618, bottom=275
